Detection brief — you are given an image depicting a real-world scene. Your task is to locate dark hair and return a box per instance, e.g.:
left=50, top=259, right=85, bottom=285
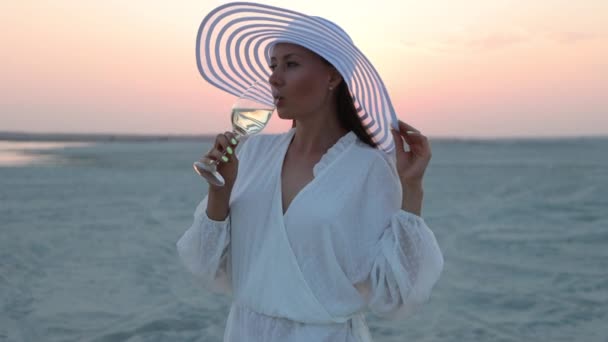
left=291, top=60, right=377, bottom=149
left=334, top=80, right=377, bottom=148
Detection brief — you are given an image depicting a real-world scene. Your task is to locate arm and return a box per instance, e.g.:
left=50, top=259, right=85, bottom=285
left=391, top=120, right=431, bottom=218
left=401, top=181, right=423, bottom=217
left=176, top=196, right=232, bottom=294
left=176, top=133, right=252, bottom=294
left=206, top=188, right=231, bottom=221
left=363, top=211, right=443, bottom=319
left=356, top=147, right=442, bottom=319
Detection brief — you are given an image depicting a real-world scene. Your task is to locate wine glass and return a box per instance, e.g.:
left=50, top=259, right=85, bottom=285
left=193, top=81, right=275, bottom=186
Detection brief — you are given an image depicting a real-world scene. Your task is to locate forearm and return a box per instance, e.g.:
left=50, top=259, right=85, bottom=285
left=206, top=188, right=231, bottom=221
left=401, top=181, right=424, bottom=216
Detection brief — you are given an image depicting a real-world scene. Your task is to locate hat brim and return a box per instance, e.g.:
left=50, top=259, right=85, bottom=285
left=196, top=2, right=398, bottom=152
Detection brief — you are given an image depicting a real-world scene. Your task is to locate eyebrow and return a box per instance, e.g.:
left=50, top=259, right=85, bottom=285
left=270, top=53, right=299, bottom=61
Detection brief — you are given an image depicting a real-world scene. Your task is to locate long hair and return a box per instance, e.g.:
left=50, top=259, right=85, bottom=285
left=291, top=60, right=377, bottom=149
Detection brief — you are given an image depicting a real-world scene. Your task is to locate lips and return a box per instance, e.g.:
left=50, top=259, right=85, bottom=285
left=273, top=95, right=284, bottom=106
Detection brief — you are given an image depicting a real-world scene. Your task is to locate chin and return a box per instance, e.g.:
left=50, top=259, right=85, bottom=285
left=276, top=109, right=294, bottom=120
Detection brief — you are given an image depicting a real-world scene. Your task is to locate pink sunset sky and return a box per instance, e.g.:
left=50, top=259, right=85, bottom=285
left=1, top=0, right=606, bottom=138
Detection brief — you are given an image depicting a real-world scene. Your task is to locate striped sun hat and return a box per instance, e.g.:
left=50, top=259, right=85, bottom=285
left=196, top=2, right=399, bottom=152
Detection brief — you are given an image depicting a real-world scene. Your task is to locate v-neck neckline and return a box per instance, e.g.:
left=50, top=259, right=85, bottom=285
left=277, top=129, right=301, bottom=218
left=277, top=128, right=356, bottom=218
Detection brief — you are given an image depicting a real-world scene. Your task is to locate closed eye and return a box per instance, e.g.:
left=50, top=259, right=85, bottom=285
left=268, top=62, right=298, bottom=71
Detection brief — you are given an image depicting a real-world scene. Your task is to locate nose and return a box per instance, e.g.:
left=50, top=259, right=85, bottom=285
left=268, top=68, right=283, bottom=88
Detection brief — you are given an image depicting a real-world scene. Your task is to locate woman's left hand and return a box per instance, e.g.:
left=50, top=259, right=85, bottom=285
left=390, top=120, right=432, bottom=187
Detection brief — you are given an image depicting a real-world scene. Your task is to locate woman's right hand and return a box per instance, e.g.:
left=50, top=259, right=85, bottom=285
left=199, top=131, right=240, bottom=193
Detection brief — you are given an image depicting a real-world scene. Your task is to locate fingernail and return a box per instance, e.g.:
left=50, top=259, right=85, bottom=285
left=406, top=130, right=418, bottom=134
left=226, top=146, right=233, bottom=155
left=221, top=156, right=229, bottom=162
left=231, top=138, right=237, bottom=145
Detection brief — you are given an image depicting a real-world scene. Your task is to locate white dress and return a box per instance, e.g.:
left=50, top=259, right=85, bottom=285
left=176, top=128, right=444, bottom=342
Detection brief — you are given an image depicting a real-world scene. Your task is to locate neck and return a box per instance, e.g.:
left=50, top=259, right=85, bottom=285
left=290, top=110, right=348, bottom=155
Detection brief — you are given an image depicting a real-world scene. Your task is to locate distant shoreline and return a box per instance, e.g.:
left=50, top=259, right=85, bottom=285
left=0, top=131, right=215, bottom=142
left=0, top=131, right=606, bottom=143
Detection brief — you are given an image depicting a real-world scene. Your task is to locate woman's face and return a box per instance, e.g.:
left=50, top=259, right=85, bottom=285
left=268, top=43, right=339, bottom=120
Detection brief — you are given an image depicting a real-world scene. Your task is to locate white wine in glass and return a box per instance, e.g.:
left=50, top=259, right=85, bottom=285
left=231, top=108, right=273, bottom=136
left=194, top=81, right=275, bottom=186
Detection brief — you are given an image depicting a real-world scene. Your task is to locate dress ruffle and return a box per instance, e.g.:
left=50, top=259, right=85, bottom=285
left=312, top=131, right=357, bottom=177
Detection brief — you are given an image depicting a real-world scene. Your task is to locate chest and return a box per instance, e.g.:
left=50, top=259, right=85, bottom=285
left=280, top=152, right=320, bottom=216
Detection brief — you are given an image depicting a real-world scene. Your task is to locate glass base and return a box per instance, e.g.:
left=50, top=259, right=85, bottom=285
left=193, top=161, right=225, bottom=187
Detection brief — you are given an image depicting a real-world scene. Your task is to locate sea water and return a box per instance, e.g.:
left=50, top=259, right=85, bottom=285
left=1, top=137, right=606, bottom=341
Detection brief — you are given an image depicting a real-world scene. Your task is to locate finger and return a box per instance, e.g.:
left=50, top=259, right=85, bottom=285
left=404, top=132, right=431, bottom=155
left=392, top=121, right=413, bottom=144
left=208, top=149, right=231, bottom=163
left=204, top=148, right=219, bottom=161
left=214, top=134, right=230, bottom=153
left=403, top=129, right=428, bottom=144
left=397, top=120, right=420, bottom=134
left=222, top=132, right=238, bottom=156
left=223, top=131, right=239, bottom=147
left=391, top=128, right=406, bottom=154
left=198, top=155, right=215, bottom=166
left=405, top=131, right=426, bottom=140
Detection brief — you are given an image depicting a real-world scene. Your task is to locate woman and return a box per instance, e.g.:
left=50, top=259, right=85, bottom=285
left=177, top=3, right=444, bottom=342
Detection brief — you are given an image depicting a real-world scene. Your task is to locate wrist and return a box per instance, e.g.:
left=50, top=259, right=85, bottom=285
left=208, top=185, right=232, bottom=197
left=401, top=181, right=424, bottom=216
left=206, top=189, right=231, bottom=221
left=402, top=186, right=423, bottom=202
left=401, top=179, right=423, bottom=192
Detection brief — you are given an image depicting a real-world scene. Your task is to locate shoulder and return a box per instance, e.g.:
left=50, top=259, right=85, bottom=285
left=350, top=139, right=399, bottom=181
left=347, top=138, right=402, bottom=212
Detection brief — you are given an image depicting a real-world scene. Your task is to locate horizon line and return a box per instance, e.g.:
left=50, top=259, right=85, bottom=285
left=0, top=130, right=606, bottom=143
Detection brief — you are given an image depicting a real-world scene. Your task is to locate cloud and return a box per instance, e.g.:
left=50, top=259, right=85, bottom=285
left=401, top=29, right=530, bottom=53
left=466, top=32, right=528, bottom=50
left=417, top=30, right=604, bottom=52
left=549, top=31, right=601, bottom=44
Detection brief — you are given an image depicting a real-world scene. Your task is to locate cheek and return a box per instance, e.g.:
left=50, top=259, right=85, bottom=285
left=288, top=70, right=325, bottom=105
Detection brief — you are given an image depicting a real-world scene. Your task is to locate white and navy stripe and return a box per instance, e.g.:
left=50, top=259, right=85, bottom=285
left=196, top=2, right=398, bottom=152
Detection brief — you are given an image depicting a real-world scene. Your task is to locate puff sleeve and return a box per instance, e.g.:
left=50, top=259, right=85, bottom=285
left=176, top=196, right=232, bottom=294
left=356, top=152, right=444, bottom=319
